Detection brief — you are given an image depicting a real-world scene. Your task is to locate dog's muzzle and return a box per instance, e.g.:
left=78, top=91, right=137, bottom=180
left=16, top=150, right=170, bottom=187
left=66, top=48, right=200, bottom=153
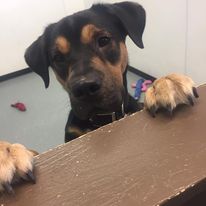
left=70, top=75, right=102, bottom=100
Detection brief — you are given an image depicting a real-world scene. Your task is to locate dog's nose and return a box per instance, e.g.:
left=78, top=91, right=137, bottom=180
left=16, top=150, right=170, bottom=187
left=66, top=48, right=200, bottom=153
left=71, top=77, right=102, bottom=98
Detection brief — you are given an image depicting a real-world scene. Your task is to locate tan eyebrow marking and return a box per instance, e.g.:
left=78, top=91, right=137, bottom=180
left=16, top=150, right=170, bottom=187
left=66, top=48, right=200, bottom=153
left=55, top=36, right=70, bottom=54
left=81, top=24, right=100, bottom=44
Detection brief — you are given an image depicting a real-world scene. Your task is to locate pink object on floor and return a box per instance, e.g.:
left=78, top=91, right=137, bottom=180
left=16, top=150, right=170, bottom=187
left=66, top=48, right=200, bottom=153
left=131, top=83, right=136, bottom=88
left=141, top=80, right=152, bottom=92
left=131, top=80, right=153, bottom=92
left=11, top=102, right=26, bottom=111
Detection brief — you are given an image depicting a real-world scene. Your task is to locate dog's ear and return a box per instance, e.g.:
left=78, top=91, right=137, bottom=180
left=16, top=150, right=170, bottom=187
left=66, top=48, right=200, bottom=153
left=110, top=2, right=146, bottom=48
left=24, top=34, right=50, bottom=88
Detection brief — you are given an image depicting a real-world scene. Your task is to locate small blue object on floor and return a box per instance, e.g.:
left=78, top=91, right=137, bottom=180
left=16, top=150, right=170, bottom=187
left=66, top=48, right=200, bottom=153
left=134, top=78, right=144, bottom=100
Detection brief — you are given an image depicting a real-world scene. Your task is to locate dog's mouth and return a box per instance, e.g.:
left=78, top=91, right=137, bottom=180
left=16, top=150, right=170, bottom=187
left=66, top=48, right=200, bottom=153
left=70, top=88, right=124, bottom=120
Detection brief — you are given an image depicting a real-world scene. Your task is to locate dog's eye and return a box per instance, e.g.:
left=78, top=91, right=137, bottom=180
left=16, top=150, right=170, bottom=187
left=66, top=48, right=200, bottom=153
left=53, top=52, right=65, bottom=62
left=98, top=36, right=111, bottom=47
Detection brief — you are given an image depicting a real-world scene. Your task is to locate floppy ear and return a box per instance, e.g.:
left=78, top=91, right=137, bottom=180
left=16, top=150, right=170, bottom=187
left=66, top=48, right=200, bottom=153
left=110, top=1, right=146, bottom=49
left=24, top=34, right=50, bottom=88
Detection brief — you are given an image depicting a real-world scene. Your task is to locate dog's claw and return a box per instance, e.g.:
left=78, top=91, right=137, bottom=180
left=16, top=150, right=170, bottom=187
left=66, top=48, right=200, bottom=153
left=148, top=105, right=156, bottom=118
left=3, top=182, right=14, bottom=195
left=26, top=170, right=36, bottom=184
left=150, top=112, right=156, bottom=118
left=187, top=95, right=194, bottom=106
left=166, top=104, right=173, bottom=116
left=193, top=87, right=199, bottom=98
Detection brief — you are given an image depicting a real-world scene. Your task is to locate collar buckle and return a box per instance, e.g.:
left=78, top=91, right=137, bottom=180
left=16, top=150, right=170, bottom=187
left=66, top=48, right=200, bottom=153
left=89, top=103, right=125, bottom=127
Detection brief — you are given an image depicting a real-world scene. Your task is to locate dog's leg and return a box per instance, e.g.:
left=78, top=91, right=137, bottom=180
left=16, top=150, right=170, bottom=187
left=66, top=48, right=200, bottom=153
left=0, top=141, right=36, bottom=194
left=64, top=111, right=94, bottom=142
left=124, top=94, right=144, bottom=115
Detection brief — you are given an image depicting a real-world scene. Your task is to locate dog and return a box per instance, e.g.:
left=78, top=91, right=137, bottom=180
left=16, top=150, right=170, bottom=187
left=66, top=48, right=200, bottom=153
left=0, top=1, right=198, bottom=194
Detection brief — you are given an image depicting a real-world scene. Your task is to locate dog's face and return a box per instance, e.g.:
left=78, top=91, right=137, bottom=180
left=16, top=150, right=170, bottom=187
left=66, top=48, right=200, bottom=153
left=25, top=2, right=146, bottom=120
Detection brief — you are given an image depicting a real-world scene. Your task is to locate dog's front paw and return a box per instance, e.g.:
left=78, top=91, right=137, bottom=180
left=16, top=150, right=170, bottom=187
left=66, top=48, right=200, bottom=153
left=0, top=141, right=36, bottom=194
left=144, top=73, right=199, bottom=117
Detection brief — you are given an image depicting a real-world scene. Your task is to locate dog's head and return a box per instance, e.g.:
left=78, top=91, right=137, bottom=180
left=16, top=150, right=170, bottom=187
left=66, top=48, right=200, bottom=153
left=25, top=1, right=146, bottom=120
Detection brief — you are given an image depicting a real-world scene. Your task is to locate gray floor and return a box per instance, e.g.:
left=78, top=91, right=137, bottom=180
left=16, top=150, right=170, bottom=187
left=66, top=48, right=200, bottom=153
left=0, top=70, right=143, bottom=152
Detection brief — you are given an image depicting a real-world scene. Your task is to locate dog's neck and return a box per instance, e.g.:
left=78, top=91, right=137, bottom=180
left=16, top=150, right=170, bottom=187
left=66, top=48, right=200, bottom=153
left=88, top=69, right=130, bottom=127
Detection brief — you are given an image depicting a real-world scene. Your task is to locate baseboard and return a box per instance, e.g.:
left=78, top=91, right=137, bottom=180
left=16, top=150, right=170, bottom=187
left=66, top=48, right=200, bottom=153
left=128, top=66, right=156, bottom=81
left=0, top=68, right=32, bottom=82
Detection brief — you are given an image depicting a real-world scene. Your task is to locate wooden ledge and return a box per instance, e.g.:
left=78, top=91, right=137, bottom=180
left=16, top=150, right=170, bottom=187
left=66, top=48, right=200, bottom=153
left=1, top=85, right=206, bottom=206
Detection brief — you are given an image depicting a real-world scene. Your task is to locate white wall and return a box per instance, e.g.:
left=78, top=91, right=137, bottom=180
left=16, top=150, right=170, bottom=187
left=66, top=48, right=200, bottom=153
left=126, top=0, right=187, bottom=77
left=0, top=0, right=84, bottom=76
left=1, top=0, right=206, bottom=84
left=186, top=0, right=206, bottom=84
left=84, top=0, right=206, bottom=84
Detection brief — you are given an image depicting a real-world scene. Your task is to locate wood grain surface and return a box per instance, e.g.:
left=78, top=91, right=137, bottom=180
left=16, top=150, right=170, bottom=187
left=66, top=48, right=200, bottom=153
left=1, top=85, right=206, bottom=206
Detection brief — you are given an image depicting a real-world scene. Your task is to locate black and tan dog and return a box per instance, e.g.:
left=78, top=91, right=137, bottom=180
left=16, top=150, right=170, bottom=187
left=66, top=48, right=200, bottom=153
left=0, top=1, right=198, bottom=193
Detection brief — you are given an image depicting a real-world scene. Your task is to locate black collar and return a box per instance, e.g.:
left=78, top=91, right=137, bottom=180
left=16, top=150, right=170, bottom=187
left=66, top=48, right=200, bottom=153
left=89, top=104, right=125, bottom=127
